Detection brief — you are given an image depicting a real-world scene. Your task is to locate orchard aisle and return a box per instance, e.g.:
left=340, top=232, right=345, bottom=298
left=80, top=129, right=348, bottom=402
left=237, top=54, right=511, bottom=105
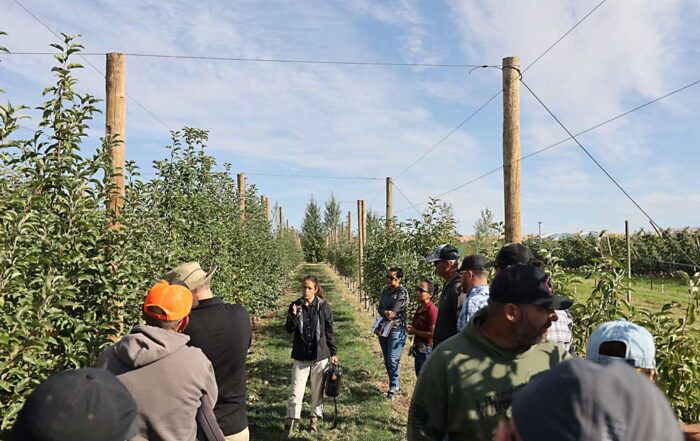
left=247, top=263, right=416, bottom=441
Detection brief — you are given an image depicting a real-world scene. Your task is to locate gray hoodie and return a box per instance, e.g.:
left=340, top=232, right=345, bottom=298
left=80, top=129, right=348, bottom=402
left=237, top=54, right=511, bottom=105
left=98, top=325, right=218, bottom=441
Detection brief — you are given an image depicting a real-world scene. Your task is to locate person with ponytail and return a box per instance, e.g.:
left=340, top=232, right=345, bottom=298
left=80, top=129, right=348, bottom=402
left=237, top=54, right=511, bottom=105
left=282, top=275, right=338, bottom=438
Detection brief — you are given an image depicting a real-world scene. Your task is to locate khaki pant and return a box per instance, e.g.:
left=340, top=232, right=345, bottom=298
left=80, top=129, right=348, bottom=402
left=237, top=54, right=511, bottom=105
left=224, top=427, right=249, bottom=441
left=286, top=358, right=328, bottom=419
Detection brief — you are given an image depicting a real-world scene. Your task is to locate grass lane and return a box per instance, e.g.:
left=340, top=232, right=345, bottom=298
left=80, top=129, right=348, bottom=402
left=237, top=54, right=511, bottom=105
left=247, top=263, right=415, bottom=440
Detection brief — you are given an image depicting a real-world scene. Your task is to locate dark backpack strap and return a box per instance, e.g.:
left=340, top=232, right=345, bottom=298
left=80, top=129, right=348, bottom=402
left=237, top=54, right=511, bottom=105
left=196, top=394, right=226, bottom=441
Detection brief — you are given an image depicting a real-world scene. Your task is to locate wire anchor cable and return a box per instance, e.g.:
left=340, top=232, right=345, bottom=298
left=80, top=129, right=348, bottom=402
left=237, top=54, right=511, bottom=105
left=520, top=78, right=699, bottom=268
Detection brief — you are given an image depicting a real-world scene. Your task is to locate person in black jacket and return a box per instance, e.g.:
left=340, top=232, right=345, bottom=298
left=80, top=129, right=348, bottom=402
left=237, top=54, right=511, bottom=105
left=282, top=275, right=338, bottom=438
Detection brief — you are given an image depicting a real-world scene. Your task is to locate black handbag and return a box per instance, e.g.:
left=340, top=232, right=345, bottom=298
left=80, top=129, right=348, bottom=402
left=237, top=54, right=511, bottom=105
left=323, top=362, right=343, bottom=428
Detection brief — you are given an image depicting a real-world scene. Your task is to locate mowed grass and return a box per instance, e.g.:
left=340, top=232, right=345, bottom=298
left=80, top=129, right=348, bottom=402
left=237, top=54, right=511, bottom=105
left=247, top=263, right=416, bottom=441
left=567, top=273, right=693, bottom=312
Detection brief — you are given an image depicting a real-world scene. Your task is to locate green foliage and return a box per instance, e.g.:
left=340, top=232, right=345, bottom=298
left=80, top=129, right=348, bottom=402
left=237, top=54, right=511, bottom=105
left=301, top=197, right=326, bottom=263
left=525, top=228, right=700, bottom=275
left=472, top=207, right=499, bottom=252
left=534, top=239, right=700, bottom=423
left=0, top=35, right=302, bottom=430
left=323, top=193, right=342, bottom=237
left=362, top=199, right=459, bottom=310
left=327, top=236, right=358, bottom=279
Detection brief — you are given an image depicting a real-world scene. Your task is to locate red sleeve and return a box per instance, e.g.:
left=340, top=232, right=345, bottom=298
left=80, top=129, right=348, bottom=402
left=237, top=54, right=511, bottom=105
left=428, top=304, right=438, bottom=326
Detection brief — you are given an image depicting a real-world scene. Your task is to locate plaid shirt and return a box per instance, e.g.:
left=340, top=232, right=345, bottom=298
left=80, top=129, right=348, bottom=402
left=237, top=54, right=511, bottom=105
left=456, top=285, right=490, bottom=331
left=547, top=309, right=573, bottom=353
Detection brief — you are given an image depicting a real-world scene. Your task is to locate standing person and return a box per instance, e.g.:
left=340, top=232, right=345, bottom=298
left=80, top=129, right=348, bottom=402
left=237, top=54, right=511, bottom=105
left=426, top=244, right=462, bottom=349
left=456, top=254, right=491, bottom=331
left=98, top=280, right=218, bottom=441
left=491, top=243, right=574, bottom=353
left=407, top=278, right=438, bottom=376
left=166, top=262, right=252, bottom=441
left=408, top=264, right=572, bottom=441
left=377, top=267, right=408, bottom=400
left=283, top=275, right=338, bottom=438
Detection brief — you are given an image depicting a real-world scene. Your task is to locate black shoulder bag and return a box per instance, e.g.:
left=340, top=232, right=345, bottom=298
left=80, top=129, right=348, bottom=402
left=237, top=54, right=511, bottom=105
left=323, top=362, right=343, bottom=429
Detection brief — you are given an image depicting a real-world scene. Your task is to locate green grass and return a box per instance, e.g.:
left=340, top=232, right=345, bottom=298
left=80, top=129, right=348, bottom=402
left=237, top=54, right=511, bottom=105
left=247, top=263, right=415, bottom=440
left=566, top=273, right=699, bottom=336
left=567, top=273, right=692, bottom=311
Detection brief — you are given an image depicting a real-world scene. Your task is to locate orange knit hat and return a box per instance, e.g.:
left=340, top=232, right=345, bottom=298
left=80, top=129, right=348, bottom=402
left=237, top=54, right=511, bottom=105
left=143, top=280, right=193, bottom=321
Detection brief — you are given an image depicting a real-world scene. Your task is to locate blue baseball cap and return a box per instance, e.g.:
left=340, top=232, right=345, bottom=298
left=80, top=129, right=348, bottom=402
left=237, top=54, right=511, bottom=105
left=586, top=319, right=656, bottom=369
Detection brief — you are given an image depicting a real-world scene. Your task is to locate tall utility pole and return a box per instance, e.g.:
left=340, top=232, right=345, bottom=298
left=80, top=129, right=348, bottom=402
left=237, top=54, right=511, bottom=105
left=503, top=56, right=522, bottom=243
left=625, top=220, right=632, bottom=302
left=105, top=53, right=126, bottom=225
left=279, top=206, right=284, bottom=230
left=538, top=221, right=542, bottom=239
left=237, top=173, right=246, bottom=221
left=347, top=211, right=352, bottom=240
left=386, top=177, right=393, bottom=231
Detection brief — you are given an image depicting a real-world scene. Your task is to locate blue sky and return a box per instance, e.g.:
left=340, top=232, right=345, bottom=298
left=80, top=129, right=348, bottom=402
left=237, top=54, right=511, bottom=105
left=2, top=0, right=699, bottom=235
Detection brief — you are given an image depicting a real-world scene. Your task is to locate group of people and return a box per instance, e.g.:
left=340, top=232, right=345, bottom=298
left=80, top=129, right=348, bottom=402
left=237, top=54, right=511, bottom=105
left=10, top=262, right=252, bottom=441
left=374, top=243, right=573, bottom=395
left=368, top=241, right=698, bottom=440
left=8, top=245, right=700, bottom=441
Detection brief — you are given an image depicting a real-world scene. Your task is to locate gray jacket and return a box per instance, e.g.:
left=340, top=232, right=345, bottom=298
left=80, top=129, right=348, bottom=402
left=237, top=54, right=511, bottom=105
left=98, top=325, right=218, bottom=441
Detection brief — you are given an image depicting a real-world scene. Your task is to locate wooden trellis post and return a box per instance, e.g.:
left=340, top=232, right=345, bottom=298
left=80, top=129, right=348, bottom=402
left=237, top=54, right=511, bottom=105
left=237, top=173, right=246, bottom=221
left=386, top=176, right=393, bottom=232
left=503, top=56, right=522, bottom=243
left=262, top=196, right=270, bottom=223
left=106, top=52, right=126, bottom=227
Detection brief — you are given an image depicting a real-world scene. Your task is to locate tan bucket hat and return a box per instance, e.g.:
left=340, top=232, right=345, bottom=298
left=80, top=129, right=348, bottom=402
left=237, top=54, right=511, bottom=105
left=164, top=262, right=217, bottom=291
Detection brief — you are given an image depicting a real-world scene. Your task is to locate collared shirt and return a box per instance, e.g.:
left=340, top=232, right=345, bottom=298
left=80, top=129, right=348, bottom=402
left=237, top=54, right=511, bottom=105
left=547, top=309, right=573, bottom=353
left=456, top=285, right=490, bottom=332
left=300, top=297, right=319, bottom=359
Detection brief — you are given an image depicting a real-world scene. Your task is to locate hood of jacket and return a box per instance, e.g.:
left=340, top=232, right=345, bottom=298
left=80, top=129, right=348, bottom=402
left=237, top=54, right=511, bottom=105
left=113, top=324, right=190, bottom=369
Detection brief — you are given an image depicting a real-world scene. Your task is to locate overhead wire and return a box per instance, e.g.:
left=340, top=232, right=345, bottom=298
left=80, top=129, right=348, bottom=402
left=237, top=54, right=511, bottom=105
left=5, top=51, right=498, bottom=69
left=395, top=76, right=700, bottom=214
left=392, top=181, right=422, bottom=216
left=519, top=76, right=699, bottom=268
left=12, top=0, right=173, bottom=132
left=246, top=173, right=383, bottom=181
left=391, top=0, right=609, bottom=210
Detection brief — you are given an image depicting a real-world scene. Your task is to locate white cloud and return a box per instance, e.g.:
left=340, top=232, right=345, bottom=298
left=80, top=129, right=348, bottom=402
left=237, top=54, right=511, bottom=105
left=2, top=0, right=699, bottom=231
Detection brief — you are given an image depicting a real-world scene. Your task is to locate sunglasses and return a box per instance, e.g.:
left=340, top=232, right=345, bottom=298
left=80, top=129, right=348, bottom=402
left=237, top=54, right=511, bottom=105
left=386, top=275, right=398, bottom=281
left=415, top=287, right=431, bottom=294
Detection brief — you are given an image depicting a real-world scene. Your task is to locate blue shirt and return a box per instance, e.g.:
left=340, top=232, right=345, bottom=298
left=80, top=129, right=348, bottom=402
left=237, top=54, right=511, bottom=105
left=456, top=285, right=490, bottom=331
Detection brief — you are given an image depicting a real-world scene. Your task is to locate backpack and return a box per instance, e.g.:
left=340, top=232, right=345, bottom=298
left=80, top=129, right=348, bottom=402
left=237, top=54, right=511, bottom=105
left=323, top=362, right=343, bottom=428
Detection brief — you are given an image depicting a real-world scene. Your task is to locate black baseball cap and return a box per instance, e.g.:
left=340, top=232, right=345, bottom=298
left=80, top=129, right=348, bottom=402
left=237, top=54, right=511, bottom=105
left=490, top=243, right=534, bottom=268
left=10, top=368, right=138, bottom=441
left=489, top=264, right=572, bottom=310
left=511, top=359, right=683, bottom=441
left=458, top=254, right=490, bottom=272
left=425, top=244, right=460, bottom=262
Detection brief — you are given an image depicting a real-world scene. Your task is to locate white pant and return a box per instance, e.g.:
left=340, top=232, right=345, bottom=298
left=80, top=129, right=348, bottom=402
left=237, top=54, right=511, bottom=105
left=286, top=358, right=328, bottom=419
left=224, top=427, right=249, bottom=441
